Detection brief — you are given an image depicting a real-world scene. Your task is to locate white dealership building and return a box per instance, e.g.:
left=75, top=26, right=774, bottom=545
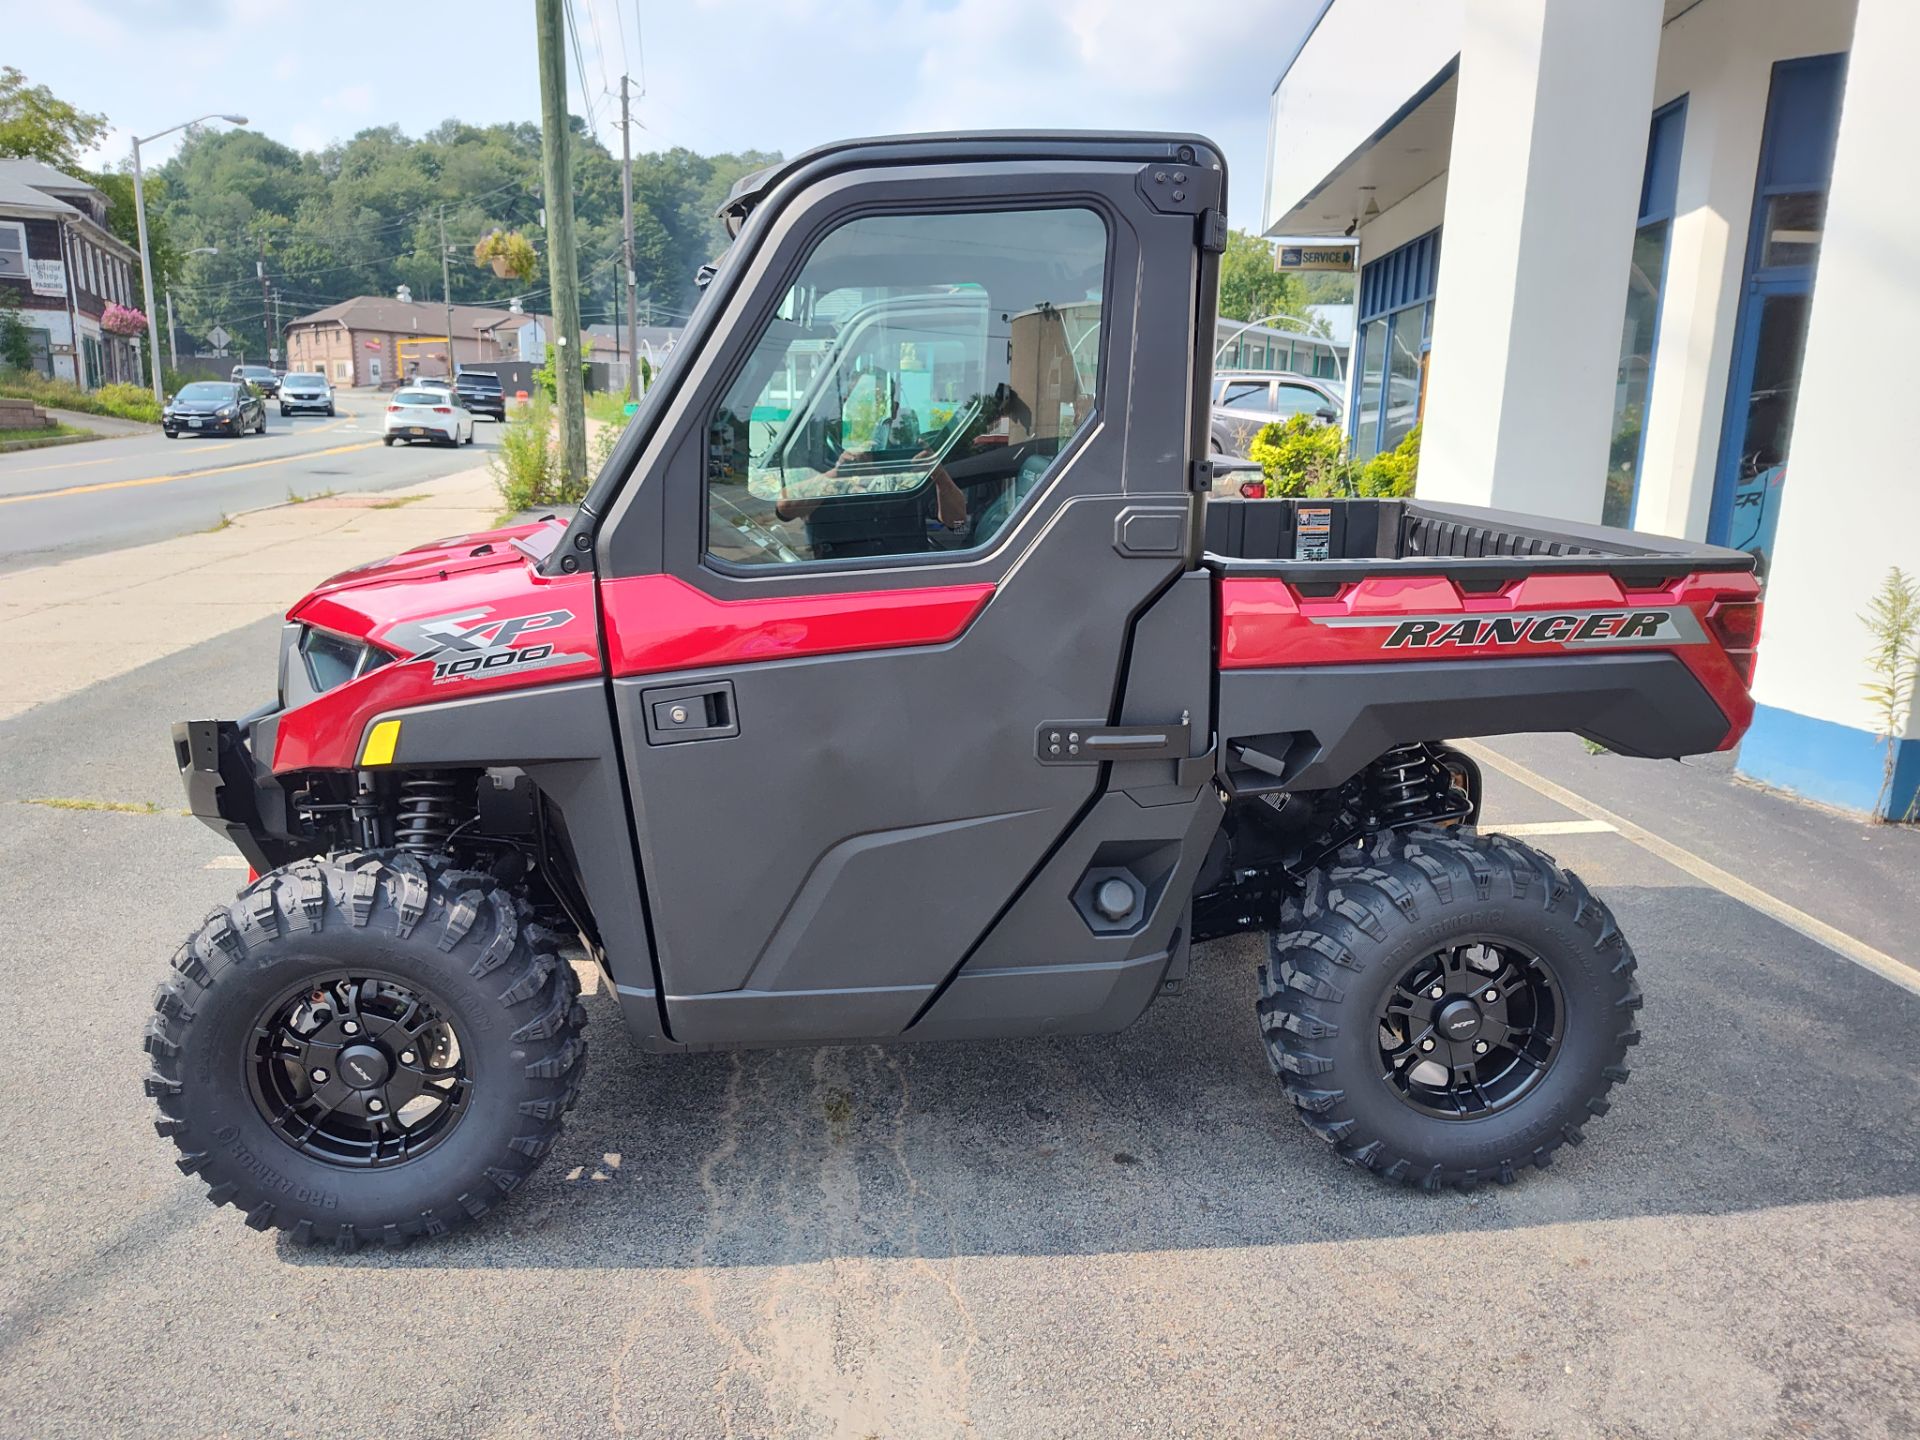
left=1264, top=0, right=1918, bottom=817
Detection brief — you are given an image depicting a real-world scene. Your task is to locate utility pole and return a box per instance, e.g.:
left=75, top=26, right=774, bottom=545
left=621, top=74, right=639, bottom=402
left=165, top=288, right=179, bottom=370
left=535, top=0, right=587, bottom=484
left=255, top=237, right=272, bottom=366
left=439, top=204, right=456, bottom=379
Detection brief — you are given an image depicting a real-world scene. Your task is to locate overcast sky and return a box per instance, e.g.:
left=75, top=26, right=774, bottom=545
left=19, top=0, right=1317, bottom=232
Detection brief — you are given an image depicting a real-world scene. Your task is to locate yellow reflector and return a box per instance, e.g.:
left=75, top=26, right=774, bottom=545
left=361, top=719, right=401, bottom=767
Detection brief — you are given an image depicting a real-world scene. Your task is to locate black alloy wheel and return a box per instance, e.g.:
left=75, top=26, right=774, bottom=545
left=246, top=972, right=471, bottom=1169
left=1375, top=939, right=1562, bottom=1119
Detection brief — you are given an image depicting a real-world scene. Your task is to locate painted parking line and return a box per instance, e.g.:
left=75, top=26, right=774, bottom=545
left=0, top=440, right=385, bottom=507
left=1458, top=740, right=1920, bottom=998
left=1491, top=819, right=1617, bottom=837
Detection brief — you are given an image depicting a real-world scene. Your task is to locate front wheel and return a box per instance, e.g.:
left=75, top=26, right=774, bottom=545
left=144, top=852, right=588, bottom=1248
left=382, top=436, right=395, bottom=446
left=1257, top=826, right=1640, bottom=1190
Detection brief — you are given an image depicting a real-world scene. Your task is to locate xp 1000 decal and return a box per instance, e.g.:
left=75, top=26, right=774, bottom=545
left=384, top=606, right=596, bottom=682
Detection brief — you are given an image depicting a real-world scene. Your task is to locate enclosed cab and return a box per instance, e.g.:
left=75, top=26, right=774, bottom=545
left=151, top=132, right=1758, bottom=1248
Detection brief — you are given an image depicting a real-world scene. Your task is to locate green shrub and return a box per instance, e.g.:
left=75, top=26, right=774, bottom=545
left=1356, top=423, right=1420, bottom=498
left=1248, top=414, right=1353, bottom=497
left=489, top=393, right=580, bottom=515
left=1247, top=415, right=1422, bottom=500
left=0, top=373, right=160, bottom=424
left=532, top=342, right=589, bottom=401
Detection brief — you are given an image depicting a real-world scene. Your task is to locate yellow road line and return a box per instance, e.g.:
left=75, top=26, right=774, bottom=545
left=4, top=449, right=129, bottom=476
left=1458, top=740, right=1920, bottom=998
left=0, top=440, right=384, bottom=507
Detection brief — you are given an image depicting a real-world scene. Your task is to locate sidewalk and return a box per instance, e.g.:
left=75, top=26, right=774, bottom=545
left=0, top=463, right=499, bottom=722
left=43, top=406, right=154, bottom=439
left=1471, top=731, right=1920, bottom=982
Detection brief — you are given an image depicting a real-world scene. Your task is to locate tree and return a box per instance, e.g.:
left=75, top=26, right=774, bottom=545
left=1216, top=228, right=1309, bottom=326
left=0, top=287, right=33, bottom=371
left=0, top=67, right=107, bottom=171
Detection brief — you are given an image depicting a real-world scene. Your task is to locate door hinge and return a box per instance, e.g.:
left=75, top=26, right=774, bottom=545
left=1198, top=209, right=1229, bottom=254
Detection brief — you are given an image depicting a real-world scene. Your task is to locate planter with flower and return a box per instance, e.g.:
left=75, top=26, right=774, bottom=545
left=473, top=231, right=539, bottom=282
left=101, top=303, right=149, bottom=337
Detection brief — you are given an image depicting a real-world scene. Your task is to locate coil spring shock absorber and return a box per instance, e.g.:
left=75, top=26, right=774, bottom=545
left=1371, top=742, right=1440, bottom=823
left=394, top=774, right=472, bottom=855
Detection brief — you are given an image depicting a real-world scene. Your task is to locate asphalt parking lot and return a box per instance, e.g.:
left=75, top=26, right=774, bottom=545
left=1, top=614, right=1917, bottom=1439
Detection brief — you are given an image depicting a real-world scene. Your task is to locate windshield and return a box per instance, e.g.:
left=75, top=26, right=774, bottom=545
left=176, top=383, right=235, bottom=401
left=284, top=373, right=323, bottom=385
left=238, top=368, right=273, bottom=379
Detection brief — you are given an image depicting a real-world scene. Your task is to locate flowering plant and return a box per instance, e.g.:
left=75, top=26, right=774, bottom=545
left=101, top=302, right=148, bottom=336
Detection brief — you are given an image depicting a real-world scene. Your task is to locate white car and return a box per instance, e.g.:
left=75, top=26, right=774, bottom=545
left=383, top=387, right=475, bottom=447
left=279, top=372, right=335, bottom=417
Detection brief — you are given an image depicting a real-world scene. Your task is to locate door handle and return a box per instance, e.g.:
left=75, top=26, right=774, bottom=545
left=641, top=680, right=739, bottom=745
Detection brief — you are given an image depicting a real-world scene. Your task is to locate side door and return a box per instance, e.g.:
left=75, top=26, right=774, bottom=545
left=592, top=139, right=1222, bottom=1046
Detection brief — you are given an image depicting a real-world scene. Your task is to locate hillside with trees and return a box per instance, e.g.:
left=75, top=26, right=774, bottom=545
left=153, top=122, right=776, bottom=360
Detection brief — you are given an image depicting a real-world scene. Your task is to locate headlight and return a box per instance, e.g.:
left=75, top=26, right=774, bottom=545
left=217, top=406, right=234, bottom=417
left=297, top=625, right=391, bottom=696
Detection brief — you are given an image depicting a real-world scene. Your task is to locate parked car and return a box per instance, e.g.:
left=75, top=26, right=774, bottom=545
left=278, top=372, right=335, bottom=417
left=162, top=380, right=267, bottom=438
left=382, top=386, right=475, bottom=446
left=231, top=364, right=282, bottom=398
left=455, top=368, right=507, bottom=421
left=156, top=129, right=1764, bottom=1251
left=1210, top=370, right=1344, bottom=458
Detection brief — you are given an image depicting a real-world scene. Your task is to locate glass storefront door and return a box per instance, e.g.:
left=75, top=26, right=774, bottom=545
left=1708, top=53, right=1844, bottom=576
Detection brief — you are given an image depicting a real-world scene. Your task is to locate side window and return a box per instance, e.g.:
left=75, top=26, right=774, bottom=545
left=1219, top=380, right=1273, bottom=412
left=705, top=207, right=1108, bottom=567
left=1273, top=383, right=1334, bottom=418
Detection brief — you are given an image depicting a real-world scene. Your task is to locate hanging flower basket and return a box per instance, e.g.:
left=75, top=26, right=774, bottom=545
left=101, top=302, right=148, bottom=337
left=474, top=230, right=539, bottom=282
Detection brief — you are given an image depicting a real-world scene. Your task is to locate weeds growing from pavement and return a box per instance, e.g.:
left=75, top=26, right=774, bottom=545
left=23, top=797, right=162, bottom=814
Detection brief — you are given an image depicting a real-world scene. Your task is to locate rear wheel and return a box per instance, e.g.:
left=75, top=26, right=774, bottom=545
left=1256, top=826, right=1640, bottom=1190
left=145, top=851, right=588, bottom=1248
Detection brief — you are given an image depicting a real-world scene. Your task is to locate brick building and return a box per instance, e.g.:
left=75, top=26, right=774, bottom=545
left=0, top=159, right=142, bottom=389
left=284, top=296, right=549, bottom=388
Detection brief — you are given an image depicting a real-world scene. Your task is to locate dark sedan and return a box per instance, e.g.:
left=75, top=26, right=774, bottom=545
left=164, top=381, right=268, bottom=438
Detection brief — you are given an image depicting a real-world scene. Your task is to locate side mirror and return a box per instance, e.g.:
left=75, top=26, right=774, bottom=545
left=1315, top=407, right=1338, bottom=423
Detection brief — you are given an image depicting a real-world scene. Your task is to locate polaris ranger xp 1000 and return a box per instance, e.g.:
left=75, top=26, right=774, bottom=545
left=151, top=133, right=1763, bottom=1248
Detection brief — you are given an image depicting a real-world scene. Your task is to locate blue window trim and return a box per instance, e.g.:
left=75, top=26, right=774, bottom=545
left=1351, top=227, right=1440, bottom=458
left=1707, top=52, right=1847, bottom=549
left=1621, top=96, right=1688, bottom=528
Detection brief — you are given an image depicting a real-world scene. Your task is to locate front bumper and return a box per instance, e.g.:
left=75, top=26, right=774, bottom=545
left=174, top=712, right=307, bottom=873
left=282, top=395, right=330, bottom=410
left=164, top=413, right=239, bottom=434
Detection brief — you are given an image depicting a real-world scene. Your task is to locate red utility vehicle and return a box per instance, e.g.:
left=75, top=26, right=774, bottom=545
left=150, top=133, right=1759, bottom=1247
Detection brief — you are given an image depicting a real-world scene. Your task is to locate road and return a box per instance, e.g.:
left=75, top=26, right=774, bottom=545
left=0, top=390, right=502, bottom=570
left=0, top=612, right=1915, bottom=1437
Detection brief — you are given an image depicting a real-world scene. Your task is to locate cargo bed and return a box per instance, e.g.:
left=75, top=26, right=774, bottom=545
left=1203, top=497, right=1755, bottom=589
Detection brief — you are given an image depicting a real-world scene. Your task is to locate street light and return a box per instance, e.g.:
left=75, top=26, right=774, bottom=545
left=132, top=112, right=247, bottom=407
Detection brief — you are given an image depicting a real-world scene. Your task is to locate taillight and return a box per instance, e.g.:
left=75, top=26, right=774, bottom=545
left=1706, top=599, right=1763, bottom=686
left=433, top=406, right=452, bottom=414
left=386, top=404, right=400, bottom=412
left=1238, top=479, right=1266, bottom=499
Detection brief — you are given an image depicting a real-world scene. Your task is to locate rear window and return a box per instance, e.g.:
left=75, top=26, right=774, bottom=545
left=393, top=390, right=444, bottom=405
left=458, top=372, right=502, bottom=388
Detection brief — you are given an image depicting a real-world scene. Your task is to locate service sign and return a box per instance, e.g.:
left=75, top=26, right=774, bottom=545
left=28, top=259, right=66, bottom=297
left=1276, top=245, right=1356, bottom=273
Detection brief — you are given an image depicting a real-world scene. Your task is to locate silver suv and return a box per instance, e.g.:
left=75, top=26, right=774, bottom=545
left=1209, top=370, right=1343, bottom=458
